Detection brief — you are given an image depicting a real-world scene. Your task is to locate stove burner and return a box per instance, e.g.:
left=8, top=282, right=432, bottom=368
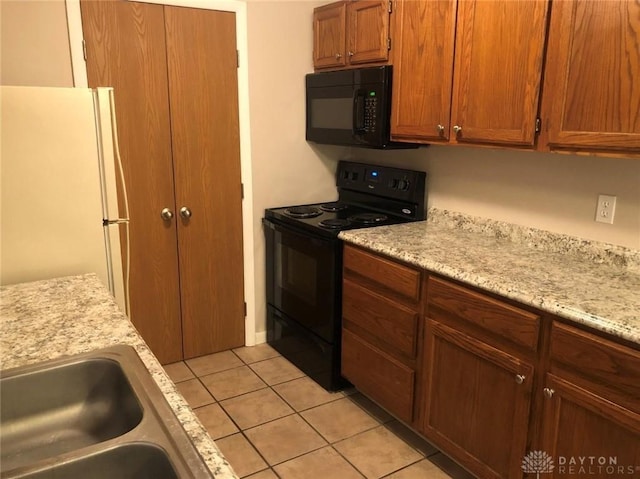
left=320, top=202, right=348, bottom=212
left=284, top=206, right=322, bottom=218
left=319, top=219, right=351, bottom=229
left=349, top=213, right=388, bottom=225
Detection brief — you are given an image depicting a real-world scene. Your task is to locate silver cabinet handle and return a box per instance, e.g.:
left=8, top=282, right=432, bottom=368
left=453, top=125, right=462, bottom=134
left=437, top=124, right=445, bottom=133
left=348, top=51, right=354, bottom=57
left=179, top=206, right=192, bottom=219
left=515, top=374, right=525, bottom=384
left=543, top=387, right=555, bottom=398
left=335, top=53, right=342, bottom=60
left=160, top=207, right=174, bottom=221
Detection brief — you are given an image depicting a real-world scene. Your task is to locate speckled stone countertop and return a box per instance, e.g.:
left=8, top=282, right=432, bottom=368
left=0, top=274, right=238, bottom=479
left=339, top=209, right=640, bottom=345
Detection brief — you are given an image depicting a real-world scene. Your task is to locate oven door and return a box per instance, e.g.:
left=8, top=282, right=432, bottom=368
left=264, top=218, right=341, bottom=343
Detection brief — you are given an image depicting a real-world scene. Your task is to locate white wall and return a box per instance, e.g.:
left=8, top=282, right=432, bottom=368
left=0, top=0, right=74, bottom=87
left=354, top=146, right=640, bottom=249
left=246, top=0, right=348, bottom=336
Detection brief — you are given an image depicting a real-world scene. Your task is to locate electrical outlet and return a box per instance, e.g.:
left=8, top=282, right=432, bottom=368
left=595, top=194, right=616, bottom=224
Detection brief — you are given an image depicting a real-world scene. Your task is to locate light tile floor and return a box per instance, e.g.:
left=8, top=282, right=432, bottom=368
left=165, top=343, right=475, bottom=479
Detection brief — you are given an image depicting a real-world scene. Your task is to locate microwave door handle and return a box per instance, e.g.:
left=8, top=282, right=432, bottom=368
left=352, top=89, right=366, bottom=134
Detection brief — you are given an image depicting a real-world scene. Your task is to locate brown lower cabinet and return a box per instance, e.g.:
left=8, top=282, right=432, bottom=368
left=422, top=276, right=540, bottom=478
left=341, top=244, right=640, bottom=479
left=422, top=320, right=534, bottom=478
left=341, top=245, right=422, bottom=424
left=541, top=322, right=640, bottom=478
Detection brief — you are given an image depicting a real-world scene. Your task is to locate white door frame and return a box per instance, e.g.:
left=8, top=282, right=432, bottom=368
left=66, top=0, right=257, bottom=346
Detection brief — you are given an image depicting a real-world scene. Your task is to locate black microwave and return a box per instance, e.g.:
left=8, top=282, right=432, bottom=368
left=305, top=66, right=418, bottom=149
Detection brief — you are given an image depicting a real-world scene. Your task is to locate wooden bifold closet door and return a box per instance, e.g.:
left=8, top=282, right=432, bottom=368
left=81, top=0, right=245, bottom=363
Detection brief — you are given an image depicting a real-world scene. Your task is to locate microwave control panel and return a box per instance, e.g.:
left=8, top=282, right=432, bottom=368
left=364, top=96, right=378, bottom=132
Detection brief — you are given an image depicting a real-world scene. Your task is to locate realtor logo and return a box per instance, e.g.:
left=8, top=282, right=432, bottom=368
left=522, top=450, right=555, bottom=478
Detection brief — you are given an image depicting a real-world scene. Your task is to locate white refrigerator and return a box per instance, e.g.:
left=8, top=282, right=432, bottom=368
left=0, top=86, right=130, bottom=312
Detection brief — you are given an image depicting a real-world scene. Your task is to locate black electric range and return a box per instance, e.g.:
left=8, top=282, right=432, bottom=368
left=263, top=161, right=427, bottom=390
left=265, top=161, right=426, bottom=238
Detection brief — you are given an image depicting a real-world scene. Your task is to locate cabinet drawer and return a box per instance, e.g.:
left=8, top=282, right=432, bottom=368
left=427, top=277, right=540, bottom=351
left=550, top=322, right=640, bottom=398
left=342, top=329, right=415, bottom=423
left=343, top=278, right=418, bottom=358
left=344, top=245, right=421, bottom=302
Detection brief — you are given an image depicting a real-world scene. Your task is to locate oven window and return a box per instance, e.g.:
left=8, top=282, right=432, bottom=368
left=310, top=98, right=352, bottom=130
left=265, top=221, right=339, bottom=343
left=277, top=244, right=317, bottom=306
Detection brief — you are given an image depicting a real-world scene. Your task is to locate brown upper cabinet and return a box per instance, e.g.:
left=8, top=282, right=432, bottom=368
left=391, top=0, right=549, bottom=147
left=540, top=0, right=640, bottom=153
left=313, top=0, right=391, bottom=71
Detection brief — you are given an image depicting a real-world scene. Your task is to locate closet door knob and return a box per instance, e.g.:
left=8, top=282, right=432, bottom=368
left=180, top=206, right=192, bottom=219
left=160, top=208, right=174, bottom=221
left=437, top=124, right=445, bottom=133
left=453, top=125, right=462, bottom=134
left=515, top=374, right=525, bottom=384
left=543, top=387, right=555, bottom=398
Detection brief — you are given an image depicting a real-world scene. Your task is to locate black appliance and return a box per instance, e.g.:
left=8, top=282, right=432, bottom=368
left=305, top=66, right=418, bottom=149
left=263, top=161, right=427, bottom=390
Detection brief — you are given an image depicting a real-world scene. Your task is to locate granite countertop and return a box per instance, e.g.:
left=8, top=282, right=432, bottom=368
left=0, top=274, right=238, bottom=479
left=339, top=209, right=640, bottom=346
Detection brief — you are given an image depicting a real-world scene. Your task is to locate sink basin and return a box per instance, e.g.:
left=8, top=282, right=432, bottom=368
left=0, top=345, right=212, bottom=478
left=9, top=443, right=178, bottom=479
left=1, top=358, right=143, bottom=470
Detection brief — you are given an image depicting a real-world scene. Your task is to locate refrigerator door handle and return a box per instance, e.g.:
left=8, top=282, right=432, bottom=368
left=93, top=88, right=132, bottom=317
left=103, top=219, right=130, bottom=226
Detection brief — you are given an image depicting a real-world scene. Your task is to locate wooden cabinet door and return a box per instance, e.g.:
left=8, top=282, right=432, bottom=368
left=313, top=2, right=347, bottom=69
left=165, top=7, right=245, bottom=359
left=342, top=329, right=415, bottom=423
left=81, top=0, right=183, bottom=364
left=346, top=0, right=389, bottom=65
left=541, top=0, right=640, bottom=151
left=450, top=0, right=548, bottom=146
left=390, top=0, right=456, bottom=143
left=422, top=320, right=534, bottom=479
left=541, top=374, right=640, bottom=478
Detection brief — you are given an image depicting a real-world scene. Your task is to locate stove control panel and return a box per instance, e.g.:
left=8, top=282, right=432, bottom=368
left=336, top=161, right=426, bottom=205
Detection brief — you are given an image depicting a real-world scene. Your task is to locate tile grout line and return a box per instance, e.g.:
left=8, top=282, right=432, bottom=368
left=199, top=377, right=419, bottom=477
left=270, top=384, right=347, bottom=414
left=170, top=350, right=458, bottom=479
left=212, top=368, right=358, bottom=475
left=215, top=348, right=280, bottom=479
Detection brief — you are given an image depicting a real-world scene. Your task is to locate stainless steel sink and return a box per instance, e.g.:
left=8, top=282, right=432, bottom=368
left=0, top=345, right=212, bottom=478
left=1, top=358, right=143, bottom=470
left=8, top=443, right=179, bottom=479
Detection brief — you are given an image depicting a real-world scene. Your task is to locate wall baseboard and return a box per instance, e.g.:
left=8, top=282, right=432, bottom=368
left=254, top=331, right=267, bottom=345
